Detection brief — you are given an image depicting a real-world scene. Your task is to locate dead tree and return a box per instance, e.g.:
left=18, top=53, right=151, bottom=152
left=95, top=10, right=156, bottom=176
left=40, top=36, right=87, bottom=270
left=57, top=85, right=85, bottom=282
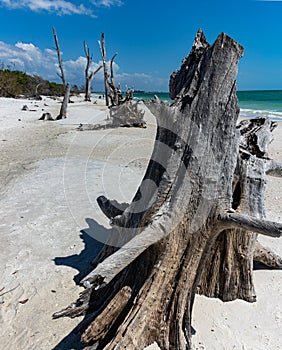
left=98, top=33, right=110, bottom=106
left=98, top=33, right=133, bottom=107
left=56, top=83, right=70, bottom=120
left=52, top=27, right=66, bottom=88
left=107, top=52, right=124, bottom=106
left=84, top=40, right=102, bottom=101
left=53, top=30, right=282, bottom=349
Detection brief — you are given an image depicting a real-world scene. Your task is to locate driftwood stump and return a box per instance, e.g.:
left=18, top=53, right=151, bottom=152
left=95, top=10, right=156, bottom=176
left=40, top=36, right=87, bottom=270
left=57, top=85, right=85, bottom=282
left=53, top=30, right=282, bottom=349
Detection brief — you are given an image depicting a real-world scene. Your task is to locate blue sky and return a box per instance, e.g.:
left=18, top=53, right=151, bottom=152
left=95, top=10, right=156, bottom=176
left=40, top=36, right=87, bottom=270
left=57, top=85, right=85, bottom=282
left=0, top=0, right=281, bottom=91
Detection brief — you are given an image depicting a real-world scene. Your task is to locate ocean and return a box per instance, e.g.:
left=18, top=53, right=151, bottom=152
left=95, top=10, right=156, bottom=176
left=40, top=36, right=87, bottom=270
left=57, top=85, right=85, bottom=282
left=93, top=90, right=282, bottom=122
left=132, top=90, right=282, bottom=122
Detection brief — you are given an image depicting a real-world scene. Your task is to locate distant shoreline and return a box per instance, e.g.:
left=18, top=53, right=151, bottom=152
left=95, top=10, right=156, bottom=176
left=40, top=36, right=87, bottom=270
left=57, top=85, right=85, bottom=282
left=92, top=89, right=282, bottom=94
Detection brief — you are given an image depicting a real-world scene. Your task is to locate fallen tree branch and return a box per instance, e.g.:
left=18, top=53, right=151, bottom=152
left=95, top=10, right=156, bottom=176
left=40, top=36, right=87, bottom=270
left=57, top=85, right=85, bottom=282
left=97, top=195, right=129, bottom=220
left=219, top=212, right=282, bottom=237
left=80, top=215, right=169, bottom=288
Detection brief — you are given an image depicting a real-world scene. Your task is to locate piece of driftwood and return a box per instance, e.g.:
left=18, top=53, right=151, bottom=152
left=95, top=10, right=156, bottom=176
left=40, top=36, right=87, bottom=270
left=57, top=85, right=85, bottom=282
left=78, top=101, right=146, bottom=130
left=53, top=30, right=282, bottom=349
left=84, top=40, right=102, bottom=102
left=109, top=101, right=146, bottom=127
left=39, top=112, right=54, bottom=121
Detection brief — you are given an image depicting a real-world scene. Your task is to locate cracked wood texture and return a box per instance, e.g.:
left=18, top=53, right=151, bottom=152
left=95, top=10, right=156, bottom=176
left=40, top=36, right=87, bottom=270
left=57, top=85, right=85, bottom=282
left=54, top=30, right=281, bottom=350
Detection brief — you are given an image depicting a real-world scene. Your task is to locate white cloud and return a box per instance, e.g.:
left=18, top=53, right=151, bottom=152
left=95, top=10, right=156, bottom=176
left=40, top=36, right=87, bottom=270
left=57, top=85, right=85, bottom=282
left=0, top=0, right=124, bottom=16
left=0, top=0, right=96, bottom=17
left=0, top=40, right=167, bottom=91
left=91, top=0, right=123, bottom=6
left=0, top=41, right=58, bottom=78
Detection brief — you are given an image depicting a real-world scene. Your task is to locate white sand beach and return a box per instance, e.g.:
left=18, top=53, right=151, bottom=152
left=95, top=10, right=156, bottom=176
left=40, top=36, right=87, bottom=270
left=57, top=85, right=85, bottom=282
left=0, top=95, right=281, bottom=350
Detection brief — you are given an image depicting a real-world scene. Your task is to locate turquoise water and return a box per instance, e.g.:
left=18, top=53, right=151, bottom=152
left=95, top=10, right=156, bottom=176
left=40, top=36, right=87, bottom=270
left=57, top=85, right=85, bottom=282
left=94, top=90, right=282, bottom=121
left=237, top=90, right=282, bottom=121
left=135, top=90, right=282, bottom=121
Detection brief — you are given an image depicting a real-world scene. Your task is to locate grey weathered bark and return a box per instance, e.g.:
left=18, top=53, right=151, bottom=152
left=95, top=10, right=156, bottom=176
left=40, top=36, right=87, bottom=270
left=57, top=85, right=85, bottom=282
left=53, top=30, right=282, bottom=349
left=84, top=40, right=102, bottom=102
left=98, top=33, right=110, bottom=107
left=52, top=27, right=66, bottom=88
left=77, top=101, right=146, bottom=130
left=199, top=116, right=282, bottom=301
left=107, top=53, right=124, bottom=106
left=98, top=33, right=134, bottom=107
left=56, top=83, right=70, bottom=120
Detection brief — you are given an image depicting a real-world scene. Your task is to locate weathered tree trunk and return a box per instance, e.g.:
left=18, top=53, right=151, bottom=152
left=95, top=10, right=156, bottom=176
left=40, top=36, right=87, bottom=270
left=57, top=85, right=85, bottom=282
left=53, top=30, right=282, bottom=349
left=52, top=27, right=66, bottom=88
left=56, top=83, right=70, bottom=120
left=198, top=117, right=281, bottom=300
left=107, top=53, right=124, bottom=106
left=84, top=40, right=102, bottom=102
left=98, top=33, right=134, bottom=107
left=99, top=33, right=110, bottom=107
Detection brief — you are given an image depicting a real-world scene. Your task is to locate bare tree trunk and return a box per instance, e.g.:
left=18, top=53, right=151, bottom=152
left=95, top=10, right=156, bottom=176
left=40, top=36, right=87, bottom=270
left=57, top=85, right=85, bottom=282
left=99, top=33, right=110, bottom=107
left=56, top=83, right=70, bottom=120
left=53, top=30, right=282, bottom=349
left=98, top=33, right=132, bottom=107
left=199, top=117, right=281, bottom=300
left=52, top=27, right=66, bottom=88
left=84, top=40, right=102, bottom=102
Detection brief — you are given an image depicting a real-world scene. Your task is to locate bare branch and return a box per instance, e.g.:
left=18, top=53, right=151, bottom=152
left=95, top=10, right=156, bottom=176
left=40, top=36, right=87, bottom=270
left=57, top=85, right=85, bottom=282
left=80, top=216, right=169, bottom=288
left=84, top=40, right=88, bottom=57
left=89, top=65, right=102, bottom=80
left=110, top=52, right=118, bottom=81
left=97, top=195, right=129, bottom=219
left=219, top=212, right=282, bottom=238
left=52, top=27, right=66, bottom=87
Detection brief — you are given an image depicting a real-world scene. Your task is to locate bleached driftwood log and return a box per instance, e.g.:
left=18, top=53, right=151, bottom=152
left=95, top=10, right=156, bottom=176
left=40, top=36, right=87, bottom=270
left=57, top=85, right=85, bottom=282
left=53, top=30, right=282, bottom=349
left=78, top=100, right=146, bottom=130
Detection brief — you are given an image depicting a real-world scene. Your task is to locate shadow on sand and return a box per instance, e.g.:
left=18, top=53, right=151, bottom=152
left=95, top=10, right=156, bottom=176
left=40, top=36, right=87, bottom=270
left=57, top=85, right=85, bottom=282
left=54, top=218, right=110, bottom=284
left=53, top=218, right=111, bottom=350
